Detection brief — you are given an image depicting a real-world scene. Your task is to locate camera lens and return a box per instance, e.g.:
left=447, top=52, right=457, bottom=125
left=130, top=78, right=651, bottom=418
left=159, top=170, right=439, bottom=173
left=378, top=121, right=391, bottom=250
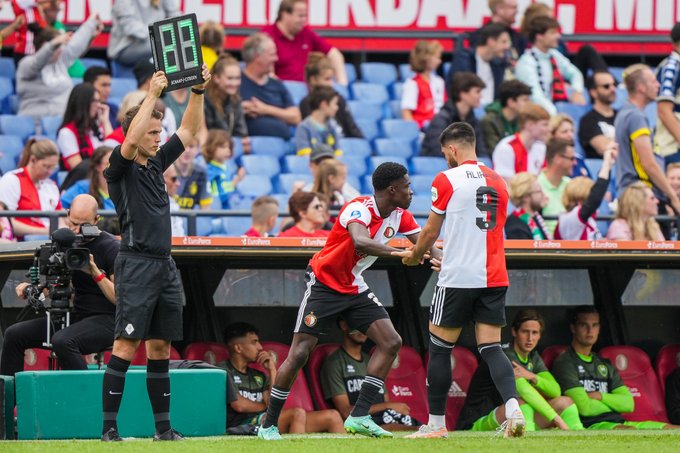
left=66, top=249, right=90, bottom=271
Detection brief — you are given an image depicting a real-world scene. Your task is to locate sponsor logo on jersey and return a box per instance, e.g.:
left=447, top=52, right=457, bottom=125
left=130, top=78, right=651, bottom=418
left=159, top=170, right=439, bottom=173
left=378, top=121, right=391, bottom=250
left=350, top=210, right=361, bottom=219
left=598, top=363, right=609, bottom=377
left=304, top=311, right=318, bottom=328
left=254, top=375, right=264, bottom=387
left=233, top=376, right=242, bottom=384
left=383, top=226, right=395, bottom=238
left=391, top=385, right=413, bottom=397
left=346, top=364, right=355, bottom=373
left=431, top=186, right=438, bottom=202
left=347, top=378, right=364, bottom=393
left=239, top=389, right=264, bottom=402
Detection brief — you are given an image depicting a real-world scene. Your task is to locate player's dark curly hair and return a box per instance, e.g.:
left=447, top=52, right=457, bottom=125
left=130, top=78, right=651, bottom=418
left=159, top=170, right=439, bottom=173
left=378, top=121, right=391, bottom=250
left=372, top=162, right=408, bottom=191
left=223, top=322, right=259, bottom=344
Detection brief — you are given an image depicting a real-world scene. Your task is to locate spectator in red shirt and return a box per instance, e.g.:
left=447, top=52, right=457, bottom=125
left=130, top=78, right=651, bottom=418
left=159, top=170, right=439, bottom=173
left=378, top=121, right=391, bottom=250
left=10, top=0, right=49, bottom=64
left=401, top=40, right=446, bottom=129
left=278, top=191, right=330, bottom=238
left=262, top=0, right=348, bottom=85
left=244, top=195, right=280, bottom=238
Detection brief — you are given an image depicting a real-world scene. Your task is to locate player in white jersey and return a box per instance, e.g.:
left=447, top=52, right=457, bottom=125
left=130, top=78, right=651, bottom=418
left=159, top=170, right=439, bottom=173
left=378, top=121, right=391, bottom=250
left=394, top=122, right=525, bottom=438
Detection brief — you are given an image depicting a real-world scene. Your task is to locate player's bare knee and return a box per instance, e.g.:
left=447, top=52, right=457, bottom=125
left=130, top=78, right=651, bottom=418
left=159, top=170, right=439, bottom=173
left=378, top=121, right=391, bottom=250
left=292, top=407, right=306, bottom=422
left=146, top=339, right=171, bottom=360
left=112, top=338, right=140, bottom=361
left=287, top=347, right=311, bottom=369
left=550, top=396, right=573, bottom=412
left=382, top=332, right=402, bottom=357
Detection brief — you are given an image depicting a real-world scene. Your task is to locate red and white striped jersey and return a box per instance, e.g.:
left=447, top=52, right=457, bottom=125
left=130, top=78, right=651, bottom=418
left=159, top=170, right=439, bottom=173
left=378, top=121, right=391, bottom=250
left=431, top=161, right=509, bottom=288
left=310, top=196, right=421, bottom=294
left=492, top=133, right=546, bottom=179
left=12, top=1, right=46, bottom=56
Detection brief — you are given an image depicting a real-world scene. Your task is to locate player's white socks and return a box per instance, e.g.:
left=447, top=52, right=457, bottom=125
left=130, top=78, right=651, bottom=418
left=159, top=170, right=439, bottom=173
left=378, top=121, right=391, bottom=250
left=505, top=398, right=521, bottom=419
left=428, top=414, right=446, bottom=429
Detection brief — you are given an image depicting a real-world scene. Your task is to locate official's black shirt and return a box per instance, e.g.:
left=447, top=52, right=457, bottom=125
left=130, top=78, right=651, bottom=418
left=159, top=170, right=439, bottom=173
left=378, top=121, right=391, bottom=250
left=105, top=134, right=185, bottom=257
left=71, top=231, right=120, bottom=315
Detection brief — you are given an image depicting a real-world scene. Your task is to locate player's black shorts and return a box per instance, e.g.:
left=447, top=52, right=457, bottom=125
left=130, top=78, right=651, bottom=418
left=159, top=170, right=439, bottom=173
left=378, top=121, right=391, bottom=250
left=114, top=252, right=184, bottom=341
left=430, top=286, right=507, bottom=328
left=294, top=268, right=390, bottom=337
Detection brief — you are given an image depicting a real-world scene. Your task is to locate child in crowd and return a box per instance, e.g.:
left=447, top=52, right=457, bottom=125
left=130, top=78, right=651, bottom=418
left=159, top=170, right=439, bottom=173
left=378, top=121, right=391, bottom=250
left=203, top=129, right=246, bottom=209
left=295, top=86, right=341, bottom=156
left=174, top=136, right=213, bottom=210
left=312, top=159, right=348, bottom=209
left=554, top=146, right=616, bottom=240
left=401, top=40, right=446, bottom=129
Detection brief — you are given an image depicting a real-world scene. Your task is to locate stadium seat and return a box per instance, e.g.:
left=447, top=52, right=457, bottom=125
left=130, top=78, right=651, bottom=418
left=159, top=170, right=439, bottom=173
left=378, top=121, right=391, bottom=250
left=0, top=134, right=25, bottom=162
left=231, top=137, right=244, bottom=159
left=411, top=156, right=447, bottom=175
left=236, top=175, right=273, bottom=197
left=613, top=86, right=627, bottom=110
left=196, top=216, right=220, bottom=236
left=254, top=342, right=314, bottom=411
left=382, top=345, right=428, bottom=424
left=381, top=119, right=420, bottom=142
left=556, top=102, right=589, bottom=126
left=347, top=175, right=362, bottom=194
left=351, top=82, right=390, bottom=104
left=388, top=100, right=401, bottom=119
left=0, top=77, right=12, bottom=104
left=56, top=171, right=68, bottom=187
left=478, top=156, right=492, bottom=168
left=369, top=156, right=408, bottom=173
left=333, top=82, right=349, bottom=100
left=221, top=216, right=252, bottom=236
left=655, top=344, right=680, bottom=393
left=339, top=155, right=368, bottom=176
left=250, top=136, right=289, bottom=158
left=283, top=80, right=308, bottom=105
left=584, top=158, right=603, bottom=177
left=409, top=195, right=432, bottom=215
left=40, top=115, right=62, bottom=139
left=391, top=82, right=403, bottom=102
left=0, top=57, right=16, bottom=80
left=0, top=114, right=36, bottom=140
left=443, top=62, right=451, bottom=78
left=1, top=92, right=18, bottom=114
left=276, top=173, right=313, bottom=194
left=399, top=63, right=414, bottom=81
left=344, top=63, right=357, bottom=84
left=410, top=175, right=434, bottom=195
left=374, top=138, right=413, bottom=158
left=23, top=348, right=52, bottom=371
left=542, top=345, right=568, bottom=370
left=79, top=58, right=108, bottom=70
left=183, top=342, right=229, bottom=365
left=227, top=194, right=254, bottom=212
left=600, top=345, right=668, bottom=422
left=101, top=343, right=181, bottom=366
left=361, top=175, right=373, bottom=194
left=272, top=194, right=291, bottom=213
left=338, top=138, right=372, bottom=159
left=110, top=60, right=135, bottom=79
left=356, top=120, right=380, bottom=141
left=110, top=78, right=138, bottom=101
left=423, top=345, right=479, bottom=430
left=644, top=101, right=657, bottom=129
left=474, top=106, right=486, bottom=119
left=361, top=62, right=398, bottom=86
left=609, top=66, right=625, bottom=82
left=348, top=100, right=384, bottom=122
left=241, top=155, right=280, bottom=178
left=283, top=155, right=311, bottom=174
left=306, top=343, right=340, bottom=410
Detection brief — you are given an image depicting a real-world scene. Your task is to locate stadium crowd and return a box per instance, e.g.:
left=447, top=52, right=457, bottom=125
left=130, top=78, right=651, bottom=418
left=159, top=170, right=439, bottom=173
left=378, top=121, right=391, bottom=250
left=0, top=0, right=680, bottom=439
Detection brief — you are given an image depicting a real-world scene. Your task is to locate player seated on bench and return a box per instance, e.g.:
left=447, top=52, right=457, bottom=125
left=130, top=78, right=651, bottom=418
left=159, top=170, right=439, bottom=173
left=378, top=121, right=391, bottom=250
left=457, top=309, right=583, bottom=432
left=217, top=322, right=344, bottom=434
left=320, top=318, right=422, bottom=430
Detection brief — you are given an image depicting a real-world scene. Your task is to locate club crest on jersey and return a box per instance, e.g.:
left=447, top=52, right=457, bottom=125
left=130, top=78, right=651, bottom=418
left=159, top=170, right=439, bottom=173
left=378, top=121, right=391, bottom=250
left=304, top=311, right=318, bottom=328
left=383, top=227, right=395, bottom=238
left=598, top=364, right=608, bottom=377
left=350, top=210, right=361, bottom=219
left=254, top=375, right=264, bottom=387
left=431, top=187, right=438, bottom=202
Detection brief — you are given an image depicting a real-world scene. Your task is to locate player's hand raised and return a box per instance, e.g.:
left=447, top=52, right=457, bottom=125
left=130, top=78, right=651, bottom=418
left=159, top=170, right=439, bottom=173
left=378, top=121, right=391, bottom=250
left=193, top=64, right=211, bottom=90
left=149, top=71, right=168, bottom=98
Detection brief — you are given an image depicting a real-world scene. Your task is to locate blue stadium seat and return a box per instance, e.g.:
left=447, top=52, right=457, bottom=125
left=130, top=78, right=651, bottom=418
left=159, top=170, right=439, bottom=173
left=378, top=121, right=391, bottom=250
left=1, top=93, right=18, bottom=114
left=344, top=64, right=357, bottom=84
left=0, top=114, right=36, bottom=140
left=339, top=155, right=368, bottom=176
left=221, top=216, right=252, bottom=236
left=361, top=175, right=373, bottom=194
left=348, top=100, right=384, bottom=122
left=388, top=100, right=401, bottom=119
left=0, top=134, right=24, bottom=162
left=645, top=101, right=657, bottom=129
left=351, top=83, right=390, bottom=104
left=443, top=62, right=451, bottom=79
left=272, top=194, right=290, bottom=212
left=347, top=175, right=361, bottom=193
left=236, top=175, right=273, bottom=197
left=478, top=156, right=493, bottom=168
left=196, top=216, right=219, bottom=236
left=232, top=137, right=244, bottom=159
left=110, top=60, right=135, bottom=79
left=369, top=156, right=408, bottom=173
left=333, top=82, right=350, bottom=100
left=374, top=138, right=414, bottom=158
left=360, top=63, right=398, bottom=86
left=613, top=86, right=627, bottom=110
left=411, top=156, right=447, bottom=175
left=338, top=138, right=372, bottom=158
left=410, top=175, right=434, bottom=195
left=276, top=173, right=313, bottom=194
left=249, top=136, right=288, bottom=158
left=391, top=82, right=403, bottom=101
left=0, top=153, right=16, bottom=174
left=0, top=58, right=16, bottom=80
left=585, top=158, right=603, bottom=177
left=79, top=58, right=108, bottom=70
left=111, top=78, right=138, bottom=101
left=56, top=170, right=68, bottom=187
left=40, top=116, right=62, bottom=139
left=609, top=66, right=625, bottom=82
left=0, top=77, right=12, bottom=104
left=409, top=195, right=432, bottom=215
left=356, top=120, right=380, bottom=141
left=381, top=119, right=420, bottom=141
left=283, top=81, right=308, bottom=105
left=399, top=64, right=414, bottom=81
left=555, top=102, right=589, bottom=126
left=241, top=155, right=280, bottom=178
left=227, top=195, right=254, bottom=211
left=283, top=155, right=310, bottom=174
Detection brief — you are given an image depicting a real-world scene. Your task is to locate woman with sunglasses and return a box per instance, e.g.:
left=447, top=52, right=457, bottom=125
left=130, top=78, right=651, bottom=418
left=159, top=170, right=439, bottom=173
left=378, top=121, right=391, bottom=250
left=278, top=191, right=330, bottom=238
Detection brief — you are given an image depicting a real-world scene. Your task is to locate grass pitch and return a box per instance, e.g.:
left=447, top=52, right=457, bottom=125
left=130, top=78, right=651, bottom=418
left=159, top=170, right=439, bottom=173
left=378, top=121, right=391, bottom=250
left=1, top=430, right=679, bottom=453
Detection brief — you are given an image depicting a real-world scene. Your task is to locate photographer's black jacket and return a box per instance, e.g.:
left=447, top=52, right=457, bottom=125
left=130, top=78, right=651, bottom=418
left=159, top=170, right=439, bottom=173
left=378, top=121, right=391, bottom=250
left=72, top=231, right=119, bottom=315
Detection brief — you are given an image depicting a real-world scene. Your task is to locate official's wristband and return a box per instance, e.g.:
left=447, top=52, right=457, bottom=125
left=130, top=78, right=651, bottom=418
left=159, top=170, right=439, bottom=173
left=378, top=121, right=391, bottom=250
left=93, top=272, right=106, bottom=283
left=191, top=87, right=205, bottom=95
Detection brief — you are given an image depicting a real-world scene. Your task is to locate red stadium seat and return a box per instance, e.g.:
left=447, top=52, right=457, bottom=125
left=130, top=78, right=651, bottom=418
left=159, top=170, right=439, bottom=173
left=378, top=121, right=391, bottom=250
left=183, top=342, right=229, bottom=365
left=102, top=343, right=182, bottom=365
left=383, top=345, right=428, bottom=424
left=600, top=345, right=668, bottom=422
left=253, top=341, right=314, bottom=412
left=306, top=343, right=340, bottom=410
left=542, top=345, right=568, bottom=370
left=23, top=348, right=52, bottom=371
left=654, top=344, right=680, bottom=393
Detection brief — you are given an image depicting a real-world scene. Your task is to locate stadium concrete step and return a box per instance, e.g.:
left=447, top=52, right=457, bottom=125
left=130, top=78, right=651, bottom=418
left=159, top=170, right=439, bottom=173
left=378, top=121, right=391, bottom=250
left=15, top=369, right=226, bottom=439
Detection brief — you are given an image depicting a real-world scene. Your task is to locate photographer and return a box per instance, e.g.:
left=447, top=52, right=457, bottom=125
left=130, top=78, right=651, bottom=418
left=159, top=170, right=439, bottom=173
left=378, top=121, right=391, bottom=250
left=0, top=194, right=119, bottom=376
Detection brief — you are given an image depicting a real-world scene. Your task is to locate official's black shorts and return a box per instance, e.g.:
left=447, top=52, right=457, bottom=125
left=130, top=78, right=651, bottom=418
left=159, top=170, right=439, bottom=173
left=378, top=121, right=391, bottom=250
left=294, top=268, right=390, bottom=337
left=114, top=253, right=184, bottom=341
left=430, top=286, right=507, bottom=328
